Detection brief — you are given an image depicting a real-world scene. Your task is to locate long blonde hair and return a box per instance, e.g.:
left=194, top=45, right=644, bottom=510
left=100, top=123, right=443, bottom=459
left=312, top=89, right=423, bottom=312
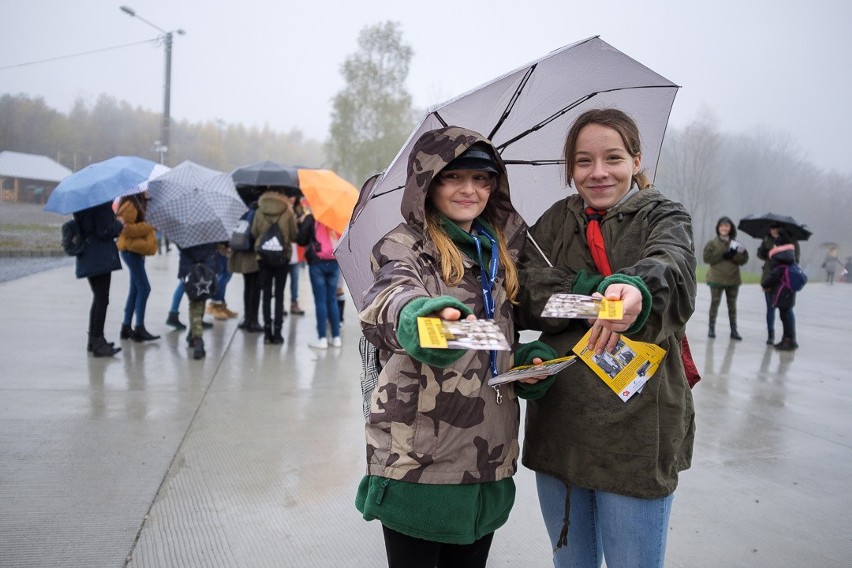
left=424, top=193, right=520, bottom=303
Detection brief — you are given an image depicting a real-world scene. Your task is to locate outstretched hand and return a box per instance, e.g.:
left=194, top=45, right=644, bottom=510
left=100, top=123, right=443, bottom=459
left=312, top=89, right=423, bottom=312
left=434, top=306, right=476, bottom=322
left=587, top=283, right=643, bottom=354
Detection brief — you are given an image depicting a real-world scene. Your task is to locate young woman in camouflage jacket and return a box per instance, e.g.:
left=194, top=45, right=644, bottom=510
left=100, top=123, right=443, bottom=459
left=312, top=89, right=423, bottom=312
left=356, top=126, right=556, bottom=567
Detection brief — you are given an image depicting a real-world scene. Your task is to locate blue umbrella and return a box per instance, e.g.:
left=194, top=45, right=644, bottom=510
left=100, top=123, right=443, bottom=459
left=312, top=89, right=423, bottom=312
left=43, top=156, right=158, bottom=215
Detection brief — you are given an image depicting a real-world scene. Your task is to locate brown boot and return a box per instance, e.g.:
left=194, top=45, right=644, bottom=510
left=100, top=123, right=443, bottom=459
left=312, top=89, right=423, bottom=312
left=290, top=301, right=305, bottom=315
left=208, top=302, right=229, bottom=320
left=221, top=303, right=239, bottom=318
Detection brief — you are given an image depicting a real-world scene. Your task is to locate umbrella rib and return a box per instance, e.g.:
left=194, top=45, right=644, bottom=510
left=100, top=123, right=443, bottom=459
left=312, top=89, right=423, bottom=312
left=494, top=84, right=676, bottom=154
left=488, top=65, right=536, bottom=142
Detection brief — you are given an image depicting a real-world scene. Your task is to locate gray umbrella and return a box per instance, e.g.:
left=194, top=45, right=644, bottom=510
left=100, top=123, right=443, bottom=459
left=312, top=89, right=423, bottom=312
left=146, top=160, right=247, bottom=248
left=336, top=36, right=680, bottom=311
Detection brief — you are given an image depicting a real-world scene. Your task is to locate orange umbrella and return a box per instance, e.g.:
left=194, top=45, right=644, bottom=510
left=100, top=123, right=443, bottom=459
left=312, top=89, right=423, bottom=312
left=296, top=169, right=358, bottom=235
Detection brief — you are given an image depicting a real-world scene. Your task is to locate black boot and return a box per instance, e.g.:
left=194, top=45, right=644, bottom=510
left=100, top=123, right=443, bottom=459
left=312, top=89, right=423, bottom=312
left=132, top=326, right=160, bottom=342
left=87, top=334, right=115, bottom=353
left=708, top=323, right=716, bottom=338
left=730, top=325, right=742, bottom=340
left=774, top=337, right=797, bottom=351
left=165, top=311, right=186, bottom=330
left=263, top=324, right=274, bottom=344
left=271, top=325, right=284, bottom=345
left=190, top=336, right=206, bottom=359
left=91, top=336, right=121, bottom=357
left=247, top=321, right=264, bottom=333
left=120, top=324, right=134, bottom=340
left=766, top=331, right=775, bottom=345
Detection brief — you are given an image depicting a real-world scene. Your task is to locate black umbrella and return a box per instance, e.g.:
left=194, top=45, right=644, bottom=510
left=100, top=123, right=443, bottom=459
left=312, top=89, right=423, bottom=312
left=737, top=212, right=812, bottom=241
left=231, top=161, right=299, bottom=204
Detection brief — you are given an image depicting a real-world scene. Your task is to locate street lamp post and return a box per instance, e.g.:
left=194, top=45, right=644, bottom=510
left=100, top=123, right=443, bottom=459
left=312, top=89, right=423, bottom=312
left=119, top=6, right=184, bottom=166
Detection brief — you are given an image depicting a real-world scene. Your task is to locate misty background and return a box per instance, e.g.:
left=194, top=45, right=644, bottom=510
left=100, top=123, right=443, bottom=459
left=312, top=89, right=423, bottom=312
left=1, top=0, right=851, bottom=275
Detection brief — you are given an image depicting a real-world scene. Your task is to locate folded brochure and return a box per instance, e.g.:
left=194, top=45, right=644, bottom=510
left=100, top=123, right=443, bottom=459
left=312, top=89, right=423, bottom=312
left=417, top=317, right=511, bottom=351
left=541, top=293, right=623, bottom=319
left=572, top=328, right=666, bottom=402
left=488, top=355, right=576, bottom=386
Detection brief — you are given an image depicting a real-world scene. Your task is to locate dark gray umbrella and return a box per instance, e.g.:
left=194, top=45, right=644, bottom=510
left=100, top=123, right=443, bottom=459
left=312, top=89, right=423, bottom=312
left=737, top=212, right=812, bottom=241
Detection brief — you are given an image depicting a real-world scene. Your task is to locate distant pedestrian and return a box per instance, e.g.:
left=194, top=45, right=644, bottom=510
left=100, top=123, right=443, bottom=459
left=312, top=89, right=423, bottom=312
left=757, top=223, right=800, bottom=345
left=252, top=188, right=298, bottom=345
left=116, top=193, right=160, bottom=342
left=822, top=250, right=842, bottom=285
left=761, top=230, right=799, bottom=350
left=296, top=211, right=341, bottom=349
left=703, top=216, right=748, bottom=339
left=178, top=242, right=219, bottom=359
left=74, top=200, right=123, bottom=357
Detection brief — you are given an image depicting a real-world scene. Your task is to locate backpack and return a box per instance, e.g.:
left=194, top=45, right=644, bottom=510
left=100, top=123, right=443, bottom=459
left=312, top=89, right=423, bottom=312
left=184, top=263, right=218, bottom=302
left=772, top=264, right=807, bottom=308
left=229, top=208, right=256, bottom=252
left=61, top=219, right=87, bottom=256
left=256, top=222, right=290, bottom=267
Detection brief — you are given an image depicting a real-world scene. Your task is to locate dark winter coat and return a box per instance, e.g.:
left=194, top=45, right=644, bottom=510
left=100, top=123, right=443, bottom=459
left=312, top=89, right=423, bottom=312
left=251, top=191, right=297, bottom=263
left=516, top=188, right=696, bottom=498
left=760, top=244, right=797, bottom=309
left=73, top=201, right=123, bottom=279
left=178, top=242, right=219, bottom=280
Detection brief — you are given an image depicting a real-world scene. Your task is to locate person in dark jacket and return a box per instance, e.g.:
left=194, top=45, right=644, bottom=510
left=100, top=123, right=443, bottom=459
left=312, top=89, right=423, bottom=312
left=516, top=109, right=696, bottom=568
left=178, top=242, right=219, bottom=359
left=74, top=200, right=124, bottom=357
left=757, top=224, right=800, bottom=344
left=703, top=216, right=748, bottom=339
left=760, top=230, right=799, bottom=351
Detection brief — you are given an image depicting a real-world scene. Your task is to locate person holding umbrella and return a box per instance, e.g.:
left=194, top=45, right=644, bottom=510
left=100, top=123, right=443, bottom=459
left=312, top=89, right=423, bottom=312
left=757, top=223, right=800, bottom=345
left=515, top=109, right=696, bottom=567
left=355, top=126, right=556, bottom=567
left=74, top=201, right=125, bottom=357
left=703, top=216, right=748, bottom=339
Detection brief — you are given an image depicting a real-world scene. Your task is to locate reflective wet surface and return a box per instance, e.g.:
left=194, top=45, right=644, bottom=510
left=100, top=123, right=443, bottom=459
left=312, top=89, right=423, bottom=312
left=1, top=252, right=850, bottom=567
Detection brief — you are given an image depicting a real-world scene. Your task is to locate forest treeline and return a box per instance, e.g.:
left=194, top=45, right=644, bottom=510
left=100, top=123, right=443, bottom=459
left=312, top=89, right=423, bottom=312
left=2, top=92, right=851, bottom=273
left=0, top=92, right=325, bottom=174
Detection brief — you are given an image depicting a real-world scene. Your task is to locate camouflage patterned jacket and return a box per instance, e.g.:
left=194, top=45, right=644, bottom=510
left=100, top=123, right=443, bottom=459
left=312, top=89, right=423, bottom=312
left=359, top=126, right=527, bottom=484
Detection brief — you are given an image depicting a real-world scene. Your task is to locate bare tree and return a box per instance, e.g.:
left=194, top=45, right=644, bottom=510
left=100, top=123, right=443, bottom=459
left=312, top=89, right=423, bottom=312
left=657, top=106, right=722, bottom=242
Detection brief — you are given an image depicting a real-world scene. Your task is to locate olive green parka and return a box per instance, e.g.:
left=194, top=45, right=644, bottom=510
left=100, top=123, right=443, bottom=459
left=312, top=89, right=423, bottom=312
left=516, top=188, right=696, bottom=498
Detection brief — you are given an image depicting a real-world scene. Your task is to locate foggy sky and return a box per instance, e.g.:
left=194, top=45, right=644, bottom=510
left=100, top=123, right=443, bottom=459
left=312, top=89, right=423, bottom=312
left=1, top=0, right=850, bottom=175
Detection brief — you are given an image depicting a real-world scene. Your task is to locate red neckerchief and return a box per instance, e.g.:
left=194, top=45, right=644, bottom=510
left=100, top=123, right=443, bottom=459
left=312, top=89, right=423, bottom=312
left=585, top=207, right=612, bottom=276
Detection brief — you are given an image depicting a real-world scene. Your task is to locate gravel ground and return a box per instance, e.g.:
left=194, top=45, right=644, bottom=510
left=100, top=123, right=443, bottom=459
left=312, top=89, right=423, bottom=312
left=0, top=202, right=72, bottom=282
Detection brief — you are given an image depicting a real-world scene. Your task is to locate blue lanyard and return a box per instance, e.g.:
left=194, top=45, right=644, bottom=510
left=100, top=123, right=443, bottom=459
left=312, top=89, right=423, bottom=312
left=472, top=223, right=499, bottom=380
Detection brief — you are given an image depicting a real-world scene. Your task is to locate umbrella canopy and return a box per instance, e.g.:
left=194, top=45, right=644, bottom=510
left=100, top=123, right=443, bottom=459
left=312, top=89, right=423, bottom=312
left=122, top=163, right=171, bottom=196
left=232, top=161, right=299, bottom=188
left=737, top=212, right=812, bottom=241
left=297, top=169, right=359, bottom=235
left=43, top=155, right=159, bottom=215
left=336, top=36, right=680, bottom=310
left=146, top=160, right=247, bottom=248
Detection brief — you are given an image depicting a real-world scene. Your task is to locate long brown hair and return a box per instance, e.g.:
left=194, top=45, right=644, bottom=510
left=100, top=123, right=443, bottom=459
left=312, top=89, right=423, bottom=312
left=563, top=108, right=650, bottom=189
left=424, top=181, right=520, bottom=303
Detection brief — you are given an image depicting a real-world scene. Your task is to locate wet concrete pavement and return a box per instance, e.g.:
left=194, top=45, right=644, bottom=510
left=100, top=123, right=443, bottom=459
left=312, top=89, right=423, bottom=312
left=1, top=251, right=851, bottom=567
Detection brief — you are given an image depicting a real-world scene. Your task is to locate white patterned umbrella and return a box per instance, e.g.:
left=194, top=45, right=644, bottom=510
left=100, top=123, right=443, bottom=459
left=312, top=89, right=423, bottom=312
left=146, top=160, right=247, bottom=248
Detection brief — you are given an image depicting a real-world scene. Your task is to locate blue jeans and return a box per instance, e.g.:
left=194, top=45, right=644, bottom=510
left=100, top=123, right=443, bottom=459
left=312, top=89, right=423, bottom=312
left=764, top=290, right=795, bottom=338
left=170, top=280, right=184, bottom=313
left=536, top=472, right=673, bottom=568
left=308, top=260, right=340, bottom=339
left=212, top=253, right=232, bottom=303
left=288, top=262, right=302, bottom=303
left=120, top=251, right=151, bottom=327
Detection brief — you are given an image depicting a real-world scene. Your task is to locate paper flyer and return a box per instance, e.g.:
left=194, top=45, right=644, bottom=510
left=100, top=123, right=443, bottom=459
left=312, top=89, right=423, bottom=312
left=541, top=294, right=623, bottom=320
left=417, top=317, right=511, bottom=351
left=572, top=329, right=666, bottom=402
left=488, top=356, right=577, bottom=386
